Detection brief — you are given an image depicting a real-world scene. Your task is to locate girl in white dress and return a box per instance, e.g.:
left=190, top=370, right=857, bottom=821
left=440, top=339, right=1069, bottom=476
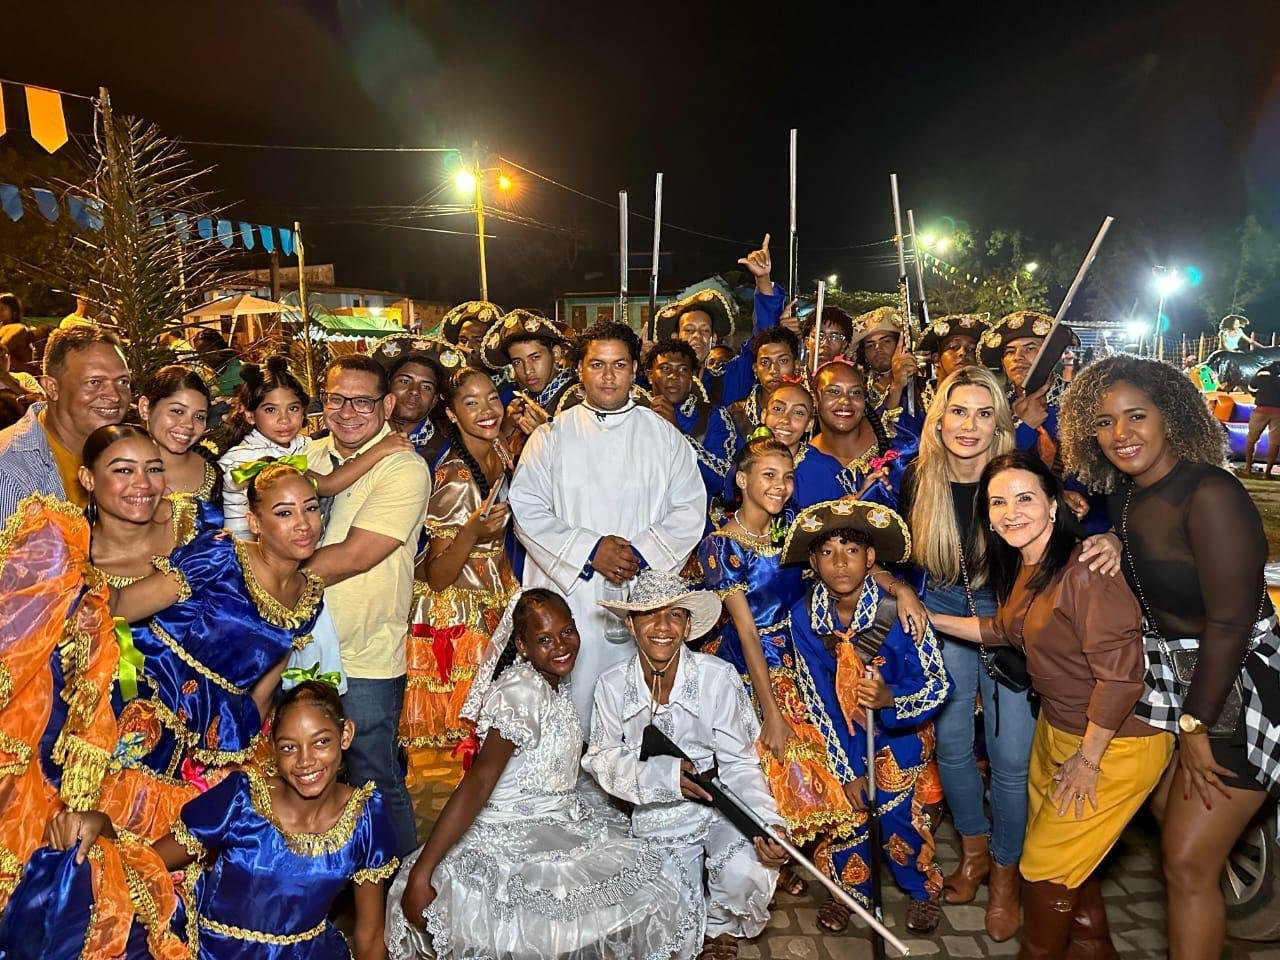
left=385, top=588, right=702, bottom=960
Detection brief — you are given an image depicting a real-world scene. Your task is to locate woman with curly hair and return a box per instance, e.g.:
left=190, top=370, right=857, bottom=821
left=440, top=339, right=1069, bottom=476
left=1060, top=355, right=1280, bottom=960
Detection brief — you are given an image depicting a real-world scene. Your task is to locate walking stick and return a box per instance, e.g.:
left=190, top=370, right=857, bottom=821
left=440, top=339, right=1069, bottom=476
left=639, top=724, right=909, bottom=956
left=866, top=667, right=887, bottom=960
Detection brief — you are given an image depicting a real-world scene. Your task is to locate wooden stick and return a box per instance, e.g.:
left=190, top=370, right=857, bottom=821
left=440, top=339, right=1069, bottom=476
left=789, top=129, right=798, bottom=301
left=619, top=190, right=628, bottom=326
left=649, top=173, right=663, bottom=339
left=812, top=279, right=826, bottom=376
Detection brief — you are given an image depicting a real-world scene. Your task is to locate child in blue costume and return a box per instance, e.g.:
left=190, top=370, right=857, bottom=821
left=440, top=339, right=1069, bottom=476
left=782, top=499, right=951, bottom=937
left=792, top=359, right=918, bottom=511
left=25, top=680, right=398, bottom=959
left=108, top=463, right=325, bottom=812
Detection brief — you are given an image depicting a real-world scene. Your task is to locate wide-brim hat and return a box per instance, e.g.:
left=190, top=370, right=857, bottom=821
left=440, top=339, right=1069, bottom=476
left=849, top=306, right=907, bottom=350
left=979, top=310, right=1078, bottom=368
left=597, top=569, right=722, bottom=638
left=916, top=313, right=990, bottom=355
left=781, top=499, right=911, bottom=566
left=440, top=300, right=504, bottom=346
left=481, top=308, right=569, bottom=370
left=371, top=332, right=468, bottom=378
left=654, top=287, right=736, bottom=341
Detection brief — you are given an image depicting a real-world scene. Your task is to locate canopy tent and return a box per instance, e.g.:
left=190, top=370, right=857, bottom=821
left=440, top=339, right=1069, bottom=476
left=303, top=309, right=405, bottom=342
left=184, top=293, right=290, bottom=318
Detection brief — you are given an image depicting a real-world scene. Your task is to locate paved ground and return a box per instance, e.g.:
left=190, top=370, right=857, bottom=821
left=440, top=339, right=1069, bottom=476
left=404, top=747, right=1279, bottom=959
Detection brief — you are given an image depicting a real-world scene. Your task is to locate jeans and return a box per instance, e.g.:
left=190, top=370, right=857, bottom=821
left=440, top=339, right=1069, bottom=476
left=342, top=675, right=419, bottom=857
left=926, top=580, right=1036, bottom=866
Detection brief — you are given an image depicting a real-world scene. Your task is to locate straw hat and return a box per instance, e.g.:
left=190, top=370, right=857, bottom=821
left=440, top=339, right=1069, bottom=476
left=597, top=569, right=722, bottom=638
left=781, top=499, right=912, bottom=566
left=480, top=309, right=569, bottom=370
left=849, top=306, right=907, bottom=351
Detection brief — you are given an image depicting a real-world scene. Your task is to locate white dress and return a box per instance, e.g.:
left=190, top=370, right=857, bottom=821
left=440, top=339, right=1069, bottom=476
left=385, top=660, right=703, bottom=960
left=508, top=402, right=707, bottom=725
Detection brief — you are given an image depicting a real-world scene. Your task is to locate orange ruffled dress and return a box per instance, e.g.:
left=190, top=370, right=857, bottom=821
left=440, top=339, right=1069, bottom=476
left=401, top=449, right=518, bottom=749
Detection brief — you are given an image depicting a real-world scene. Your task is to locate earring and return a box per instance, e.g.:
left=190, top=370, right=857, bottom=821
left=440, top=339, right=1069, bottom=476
left=988, top=522, right=994, bottom=531
left=1050, top=511, right=1058, bottom=522
left=85, top=495, right=99, bottom=527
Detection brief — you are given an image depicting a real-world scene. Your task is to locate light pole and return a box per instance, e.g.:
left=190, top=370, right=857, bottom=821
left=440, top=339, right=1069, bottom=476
left=1152, top=265, right=1184, bottom=360
left=454, top=163, right=513, bottom=301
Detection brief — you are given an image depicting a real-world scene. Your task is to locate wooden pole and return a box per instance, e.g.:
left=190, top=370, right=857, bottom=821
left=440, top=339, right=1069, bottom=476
left=788, top=129, right=798, bottom=301
left=812, top=279, right=826, bottom=377
left=295, top=220, right=314, bottom=395
left=649, top=173, right=662, bottom=339
left=618, top=190, right=629, bottom=326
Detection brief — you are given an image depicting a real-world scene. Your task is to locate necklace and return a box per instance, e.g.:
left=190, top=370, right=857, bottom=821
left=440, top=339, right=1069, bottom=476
left=731, top=514, right=771, bottom=542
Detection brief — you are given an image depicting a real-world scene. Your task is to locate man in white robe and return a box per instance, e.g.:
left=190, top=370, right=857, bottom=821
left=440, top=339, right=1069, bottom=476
left=509, top=321, right=707, bottom=725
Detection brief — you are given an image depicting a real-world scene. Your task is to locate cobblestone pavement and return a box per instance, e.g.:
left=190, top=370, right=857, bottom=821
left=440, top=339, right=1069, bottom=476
left=404, top=749, right=1270, bottom=959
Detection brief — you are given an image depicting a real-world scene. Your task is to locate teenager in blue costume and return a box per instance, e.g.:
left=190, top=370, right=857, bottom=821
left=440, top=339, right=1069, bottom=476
left=792, top=359, right=918, bottom=511
left=699, top=437, right=856, bottom=881
left=912, top=313, right=988, bottom=411
left=802, top=307, right=854, bottom=371
left=646, top=338, right=738, bottom=523
left=726, top=326, right=802, bottom=437
left=372, top=332, right=460, bottom=470
left=105, top=461, right=326, bottom=832
left=782, top=499, right=951, bottom=936
left=651, top=234, right=786, bottom=408
left=482, top=309, right=578, bottom=457
left=848, top=307, right=923, bottom=431
left=19, top=680, right=397, bottom=959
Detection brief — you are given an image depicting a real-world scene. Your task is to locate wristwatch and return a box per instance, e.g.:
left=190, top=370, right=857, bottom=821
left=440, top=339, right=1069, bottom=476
left=1177, top=712, right=1209, bottom=735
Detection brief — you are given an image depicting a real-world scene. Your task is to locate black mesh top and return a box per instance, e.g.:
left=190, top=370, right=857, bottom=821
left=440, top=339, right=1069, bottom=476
left=1110, top=459, right=1270, bottom=721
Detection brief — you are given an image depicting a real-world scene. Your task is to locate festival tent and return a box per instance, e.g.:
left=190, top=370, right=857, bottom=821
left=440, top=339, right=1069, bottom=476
left=184, top=294, right=290, bottom=319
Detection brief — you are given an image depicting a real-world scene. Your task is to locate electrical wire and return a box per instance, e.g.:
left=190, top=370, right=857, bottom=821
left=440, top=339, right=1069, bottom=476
left=177, top=140, right=458, bottom=153
left=0, top=77, right=95, bottom=101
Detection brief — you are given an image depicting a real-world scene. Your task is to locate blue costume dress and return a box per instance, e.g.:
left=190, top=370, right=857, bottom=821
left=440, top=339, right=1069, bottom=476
left=791, top=416, right=918, bottom=512
left=172, top=770, right=399, bottom=958
left=789, top=578, right=950, bottom=906
left=698, top=524, right=856, bottom=842
left=112, top=533, right=325, bottom=783
left=673, top=394, right=739, bottom=524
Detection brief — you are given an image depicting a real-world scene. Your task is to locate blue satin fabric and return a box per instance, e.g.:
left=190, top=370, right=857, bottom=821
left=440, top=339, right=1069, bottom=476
left=0, top=848, right=93, bottom=960
left=698, top=528, right=805, bottom=688
left=181, top=772, right=397, bottom=958
left=111, top=533, right=321, bottom=778
left=791, top=429, right=919, bottom=512
left=675, top=401, right=738, bottom=527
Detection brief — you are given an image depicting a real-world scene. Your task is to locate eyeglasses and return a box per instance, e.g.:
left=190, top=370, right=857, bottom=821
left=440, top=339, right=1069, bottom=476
left=321, top=391, right=384, bottom=414
left=814, top=331, right=848, bottom=344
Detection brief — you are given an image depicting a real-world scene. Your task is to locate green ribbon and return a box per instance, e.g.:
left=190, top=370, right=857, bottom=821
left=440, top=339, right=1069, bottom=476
left=747, top=425, right=775, bottom=442
left=113, top=616, right=144, bottom=702
left=230, top=454, right=309, bottom=486
left=282, top=662, right=342, bottom=690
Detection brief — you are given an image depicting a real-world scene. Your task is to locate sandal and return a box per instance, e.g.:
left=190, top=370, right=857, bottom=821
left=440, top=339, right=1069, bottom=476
left=817, top=895, right=851, bottom=934
left=777, top=864, right=809, bottom=897
left=699, top=933, right=739, bottom=959
left=905, top=896, right=942, bottom=934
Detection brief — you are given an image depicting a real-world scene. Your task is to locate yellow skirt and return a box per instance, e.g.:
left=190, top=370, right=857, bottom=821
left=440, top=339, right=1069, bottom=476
left=1020, top=717, right=1173, bottom=888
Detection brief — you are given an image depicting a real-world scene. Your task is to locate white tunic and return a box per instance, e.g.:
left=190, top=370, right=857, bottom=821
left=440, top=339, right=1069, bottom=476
left=509, top=402, right=707, bottom=724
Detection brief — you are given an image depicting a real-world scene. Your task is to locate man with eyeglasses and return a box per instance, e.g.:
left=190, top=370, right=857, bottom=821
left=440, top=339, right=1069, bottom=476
left=303, top=354, right=431, bottom=857
left=801, top=307, right=853, bottom=370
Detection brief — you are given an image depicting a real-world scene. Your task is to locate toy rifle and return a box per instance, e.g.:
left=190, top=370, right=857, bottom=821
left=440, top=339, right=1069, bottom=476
left=638, top=723, right=910, bottom=956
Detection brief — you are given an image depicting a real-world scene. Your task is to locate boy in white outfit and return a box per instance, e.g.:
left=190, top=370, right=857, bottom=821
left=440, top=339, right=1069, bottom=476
left=583, top=570, right=787, bottom=960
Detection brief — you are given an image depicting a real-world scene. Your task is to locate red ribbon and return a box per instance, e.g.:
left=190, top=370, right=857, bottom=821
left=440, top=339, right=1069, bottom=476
left=180, top=758, right=210, bottom=792
left=868, top=448, right=901, bottom=473
left=452, top=732, right=480, bottom=771
left=411, top=623, right=466, bottom=685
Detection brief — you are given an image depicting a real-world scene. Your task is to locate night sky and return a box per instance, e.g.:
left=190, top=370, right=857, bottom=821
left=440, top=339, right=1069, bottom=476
left=6, top=0, right=1280, bottom=322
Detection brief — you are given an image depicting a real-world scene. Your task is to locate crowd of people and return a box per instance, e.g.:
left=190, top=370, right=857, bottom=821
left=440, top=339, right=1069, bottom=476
left=0, top=236, right=1274, bottom=960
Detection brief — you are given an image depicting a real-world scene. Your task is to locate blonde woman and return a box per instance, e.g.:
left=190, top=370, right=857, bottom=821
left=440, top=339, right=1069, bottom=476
left=899, top=366, right=1031, bottom=941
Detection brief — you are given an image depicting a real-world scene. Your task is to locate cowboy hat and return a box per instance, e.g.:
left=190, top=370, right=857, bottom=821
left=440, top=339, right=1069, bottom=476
left=916, top=313, right=990, bottom=355
left=653, top=286, right=737, bottom=341
left=597, top=569, right=722, bottom=639
left=781, top=499, right=911, bottom=566
left=979, top=310, right=1078, bottom=369
left=848, top=306, right=907, bottom=351
left=440, top=300, right=504, bottom=346
left=370, top=332, right=468, bottom=377
left=480, top=308, right=569, bottom=370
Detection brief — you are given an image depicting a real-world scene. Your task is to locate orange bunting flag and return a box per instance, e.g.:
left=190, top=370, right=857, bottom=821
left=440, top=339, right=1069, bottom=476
left=25, top=86, right=67, bottom=153
left=0, top=86, right=6, bottom=139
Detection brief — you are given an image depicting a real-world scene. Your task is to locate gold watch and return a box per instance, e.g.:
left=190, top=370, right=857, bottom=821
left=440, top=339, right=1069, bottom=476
left=1177, top=712, right=1208, bottom=735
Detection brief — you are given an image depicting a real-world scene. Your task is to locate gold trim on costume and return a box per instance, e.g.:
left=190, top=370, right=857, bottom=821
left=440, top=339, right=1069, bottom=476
left=197, top=914, right=328, bottom=945
left=232, top=540, right=324, bottom=629
left=170, top=819, right=205, bottom=859
left=246, top=769, right=376, bottom=857
left=151, top=556, right=192, bottom=603
left=150, top=623, right=247, bottom=695
left=353, top=858, right=401, bottom=884
left=0, top=662, right=11, bottom=708
left=0, top=730, right=33, bottom=779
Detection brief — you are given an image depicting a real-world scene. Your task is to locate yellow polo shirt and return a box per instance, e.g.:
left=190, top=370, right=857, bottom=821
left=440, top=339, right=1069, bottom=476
left=306, top=424, right=431, bottom=679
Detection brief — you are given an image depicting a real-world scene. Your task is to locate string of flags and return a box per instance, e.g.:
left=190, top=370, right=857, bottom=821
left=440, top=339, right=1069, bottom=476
left=0, top=80, right=70, bottom=153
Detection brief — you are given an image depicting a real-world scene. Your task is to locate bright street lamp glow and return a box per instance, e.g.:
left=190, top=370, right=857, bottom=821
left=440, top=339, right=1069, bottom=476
left=1154, top=273, right=1184, bottom=297
left=497, top=174, right=513, bottom=191
left=454, top=170, right=477, bottom=193
left=827, top=274, right=838, bottom=285
left=935, top=237, right=951, bottom=253
left=1126, top=320, right=1150, bottom=340
left=919, top=233, right=936, bottom=249
left=1024, top=261, right=1039, bottom=274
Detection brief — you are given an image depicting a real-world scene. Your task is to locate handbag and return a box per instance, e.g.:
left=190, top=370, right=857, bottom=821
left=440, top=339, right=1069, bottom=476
left=1122, top=488, right=1248, bottom=739
left=958, top=546, right=1032, bottom=694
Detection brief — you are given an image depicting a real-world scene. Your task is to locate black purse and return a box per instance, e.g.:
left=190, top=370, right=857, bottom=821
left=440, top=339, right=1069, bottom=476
left=958, top=547, right=1031, bottom=693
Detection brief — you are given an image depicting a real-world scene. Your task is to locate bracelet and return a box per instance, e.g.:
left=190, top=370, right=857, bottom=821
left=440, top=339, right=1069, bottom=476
left=1073, top=750, right=1101, bottom=774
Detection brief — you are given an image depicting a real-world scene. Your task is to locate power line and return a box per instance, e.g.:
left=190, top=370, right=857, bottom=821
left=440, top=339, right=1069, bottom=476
left=0, top=77, right=95, bottom=101
left=179, top=139, right=459, bottom=153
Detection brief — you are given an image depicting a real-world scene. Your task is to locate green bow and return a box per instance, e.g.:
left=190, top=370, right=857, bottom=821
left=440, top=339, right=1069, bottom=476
left=113, top=616, right=145, bottom=702
left=230, top=454, right=309, bottom=486
left=282, top=662, right=342, bottom=689
left=748, top=425, right=775, bottom=442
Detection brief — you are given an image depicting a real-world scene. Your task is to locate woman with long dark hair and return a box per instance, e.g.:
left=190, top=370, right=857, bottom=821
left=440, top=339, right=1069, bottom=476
left=401, top=366, right=518, bottom=755
left=933, top=450, right=1172, bottom=958
left=1060, top=355, right=1280, bottom=960
left=138, top=364, right=221, bottom=508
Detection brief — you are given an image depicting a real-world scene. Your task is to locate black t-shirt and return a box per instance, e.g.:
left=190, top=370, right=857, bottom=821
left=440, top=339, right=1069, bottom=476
left=1251, top=364, right=1280, bottom=408
left=899, top=463, right=980, bottom=554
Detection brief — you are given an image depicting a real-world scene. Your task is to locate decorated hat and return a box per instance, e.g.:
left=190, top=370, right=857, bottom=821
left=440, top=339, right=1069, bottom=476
left=979, top=310, right=1077, bottom=368
left=654, top=286, right=736, bottom=340
left=781, top=498, right=911, bottom=566
left=849, top=306, right=907, bottom=350
left=440, top=300, right=504, bottom=346
left=480, top=308, right=570, bottom=370
left=916, top=313, right=990, bottom=355
left=370, top=332, right=468, bottom=378
left=597, top=569, right=722, bottom=639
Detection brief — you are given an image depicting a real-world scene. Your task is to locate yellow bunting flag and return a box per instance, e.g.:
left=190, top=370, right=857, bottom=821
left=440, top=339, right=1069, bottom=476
left=0, top=86, right=6, bottom=138
left=25, top=86, right=67, bottom=153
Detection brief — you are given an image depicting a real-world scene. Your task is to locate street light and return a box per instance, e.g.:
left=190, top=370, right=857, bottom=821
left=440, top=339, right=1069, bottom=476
left=1024, top=261, right=1039, bottom=274
left=1150, top=265, right=1184, bottom=359
left=497, top=174, right=513, bottom=191
left=827, top=274, right=838, bottom=286
left=453, top=170, right=477, bottom=193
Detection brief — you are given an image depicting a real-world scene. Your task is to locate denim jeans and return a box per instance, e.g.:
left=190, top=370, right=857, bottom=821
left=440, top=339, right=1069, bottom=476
left=342, top=675, right=419, bottom=857
left=926, top=580, right=1036, bottom=866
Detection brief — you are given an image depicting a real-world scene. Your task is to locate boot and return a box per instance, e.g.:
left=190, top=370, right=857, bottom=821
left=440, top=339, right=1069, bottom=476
left=1065, top=875, right=1119, bottom=960
left=942, top=833, right=992, bottom=904
left=986, top=861, right=1022, bottom=942
left=1017, top=879, right=1079, bottom=960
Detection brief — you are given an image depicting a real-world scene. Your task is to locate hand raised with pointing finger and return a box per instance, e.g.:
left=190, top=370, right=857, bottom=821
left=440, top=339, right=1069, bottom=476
left=739, top=234, right=773, bottom=292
